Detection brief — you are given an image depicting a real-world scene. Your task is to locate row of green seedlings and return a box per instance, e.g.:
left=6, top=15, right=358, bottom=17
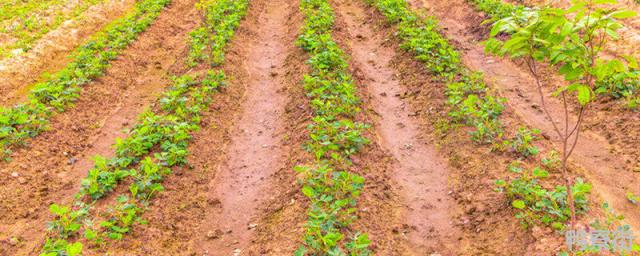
left=186, top=0, right=248, bottom=67
left=470, top=0, right=640, bottom=108
left=0, top=0, right=171, bottom=161
left=366, top=0, right=592, bottom=233
left=0, top=0, right=62, bottom=21
left=0, top=0, right=107, bottom=59
left=0, top=0, right=73, bottom=24
left=293, top=0, right=372, bottom=255
left=40, top=0, right=249, bottom=255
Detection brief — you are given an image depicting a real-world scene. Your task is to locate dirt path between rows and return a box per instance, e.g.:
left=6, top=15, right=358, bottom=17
left=194, top=0, right=293, bottom=254
left=413, top=0, right=640, bottom=241
left=0, top=0, right=199, bottom=253
left=0, top=0, right=136, bottom=106
left=332, top=0, right=462, bottom=254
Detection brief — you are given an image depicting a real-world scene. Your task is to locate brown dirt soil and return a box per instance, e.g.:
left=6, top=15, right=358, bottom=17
left=192, top=0, right=299, bottom=254
left=412, top=0, right=640, bottom=244
left=332, top=0, right=464, bottom=254
left=237, top=3, right=315, bottom=254
left=0, top=0, right=200, bottom=253
left=0, top=0, right=137, bottom=106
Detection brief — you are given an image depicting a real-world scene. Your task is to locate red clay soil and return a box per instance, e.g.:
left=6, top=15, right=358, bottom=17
left=235, top=3, right=317, bottom=254
left=0, top=0, right=200, bottom=253
left=194, top=0, right=295, bottom=254
left=411, top=0, right=640, bottom=243
left=332, top=0, right=463, bottom=254
left=0, top=0, right=137, bottom=106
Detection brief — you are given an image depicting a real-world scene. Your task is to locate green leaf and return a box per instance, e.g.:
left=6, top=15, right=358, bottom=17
left=49, top=204, right=67, bottom=216
left=512, top=200, right=526, bottom=209
left=66, top=242, right=83, bottom=256
left=594, top=0, right=616, bottom=4
left=576, top=85, right=591, bottom=106
left=595, top=86, right=607, bottom=95
left=624, top=55, right=638, bottom=69
left=558, top=63, right=584, bottom=81
left=108, top=232, right=123, bottom=240
left=85, top=228, right=97, bottom=240
left=294, top=246, right=307, bottom=256
left=532, top=167, right=549, bottom=178
left=560, top=22, right=573, bottom=36
left=610, top=10, right=637, bottom=19
left=301, top=186, right=315, bottom=198
left=605, top=28, right=619, bottom=40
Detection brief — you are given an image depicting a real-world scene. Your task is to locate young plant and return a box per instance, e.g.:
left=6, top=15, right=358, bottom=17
left=46, top=203, right=89, bottom=239
left=502, top=127, right=540, bottom=157
left=485, top=0, right=637, bottom=228
left=40, top=239, right=83, bottom=256
left=495, top=163, right=591, bottom=230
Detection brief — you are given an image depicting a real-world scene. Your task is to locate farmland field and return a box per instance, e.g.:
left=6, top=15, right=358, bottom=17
left=0, top=0, right=639, bottom=255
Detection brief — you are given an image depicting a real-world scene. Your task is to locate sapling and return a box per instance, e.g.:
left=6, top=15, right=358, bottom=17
left=485, top=0, right=637, bottom=228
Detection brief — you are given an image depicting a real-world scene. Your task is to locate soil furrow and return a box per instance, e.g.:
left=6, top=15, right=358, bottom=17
left=332, top=0, right=462, bottom=254
left=413, top=0, right=640, bottom=241
left=0, top=0, right=137, bottom=106
left=0, top=0, right=199, bottom=252
left=235, top=3, right=313, bottom=254
left=194, top=0, right=294, bottom=254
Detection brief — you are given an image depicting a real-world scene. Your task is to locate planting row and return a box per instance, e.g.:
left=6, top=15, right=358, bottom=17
left=0, top=0, right=107, bottom=59
left=367, top=0, right=593, bottom=240
left=294, top=0, right=371, bottom=254
left=0, top=0, right=65, bottom=22
left=187, top=0, right=248, bottom=66
left=0, top=0, right=170, bottom=161
left=40, top=0, right=249, bottom=255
